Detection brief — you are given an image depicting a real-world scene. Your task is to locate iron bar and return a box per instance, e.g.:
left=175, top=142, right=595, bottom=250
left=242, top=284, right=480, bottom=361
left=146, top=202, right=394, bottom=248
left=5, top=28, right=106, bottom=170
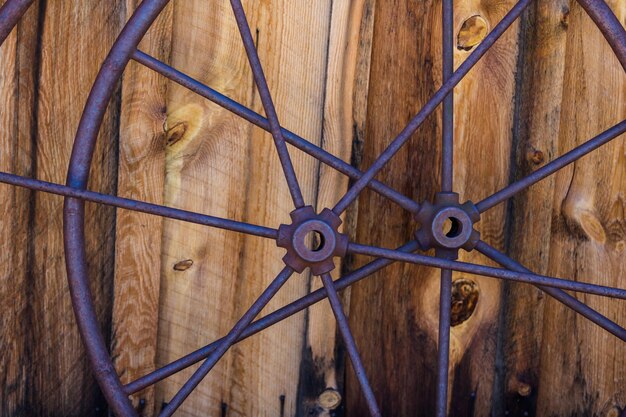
left=0, top=0, right=33, bottom=44
left=331, top=0, right=532, bottom=216
left=436, top=268, right=452, bottom=417
left=0, top=171, right=278, bottom=239
left=476, top=119, right=626, bottom=213
left=475, top=241, right=626, bottom=341
left=230, top=0, right=305, bottom=208
left=346, top=242, right=626, bottom=299
left=131, top=50, right=420, bottom=213
left=159, top=267, right=294, bottom=417
left=441, top=0, right=454, bottom=193
left=321, top=273, right=381, bottom=417
left=437, top=0, right=455, bottom=415
left=124, top=241, right=420, bottom=395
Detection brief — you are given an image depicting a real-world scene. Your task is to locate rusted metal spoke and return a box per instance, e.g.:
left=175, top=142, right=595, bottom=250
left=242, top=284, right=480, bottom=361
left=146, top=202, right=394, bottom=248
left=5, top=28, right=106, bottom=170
left=320, top=273, right=381, bottom=417
left=441, top=0, right=454, bottom=193
left=475, top=241, right=626, bottom=341
left=346, top=243, right=626, bottom=298
left=0, top=0, right=33, bottom=44
left=131, top=50, right=420, bottom=213
left=436, top=1, right=455, bottom=414
left=477, top=119, right=626, bottom=213
left=159, top=267, right=294, bottom=417
left=124, top=241, right=419, bottom=395
left=331, top=0, right=532, bottom=216
left=230, top=0, right=305, bottom=209
left=436, top=269, right=452, bottom=417
left=0, top=171, right=278, bottom=239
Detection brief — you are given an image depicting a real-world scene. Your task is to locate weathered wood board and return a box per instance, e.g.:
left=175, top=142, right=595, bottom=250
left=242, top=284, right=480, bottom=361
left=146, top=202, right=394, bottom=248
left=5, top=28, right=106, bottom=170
left=0, top=0, right=123, bottom=415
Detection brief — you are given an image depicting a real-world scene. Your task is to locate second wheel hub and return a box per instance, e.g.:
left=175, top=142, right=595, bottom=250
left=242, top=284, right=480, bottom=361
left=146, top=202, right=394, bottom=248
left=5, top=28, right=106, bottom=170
left=415, top=192, right=480, bottom=259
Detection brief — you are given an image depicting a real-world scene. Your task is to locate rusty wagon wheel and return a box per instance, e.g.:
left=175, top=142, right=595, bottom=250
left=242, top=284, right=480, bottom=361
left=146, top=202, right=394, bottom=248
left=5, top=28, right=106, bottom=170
left=0, top=0, right=625, bottom=416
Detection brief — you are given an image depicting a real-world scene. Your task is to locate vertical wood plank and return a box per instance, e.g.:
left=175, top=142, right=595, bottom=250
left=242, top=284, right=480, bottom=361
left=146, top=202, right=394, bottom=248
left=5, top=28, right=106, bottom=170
left=347, top=0, right=520, bottom=415
left=28, top=1, right=122, bottom=414
left=154, top=1, right=334, bottom=415
left=297, top=0, right=373, bottom=415
left=533, top=1, right=625, bottom=415
left=497, top=0, right=570, bottom=414
left=0, top=2, right=38, bottom=414
left=346, top=0, right=441, bottom=414
left=111, top=1, right=173, bottom=413
left=447, top=1, right=520, bottom=415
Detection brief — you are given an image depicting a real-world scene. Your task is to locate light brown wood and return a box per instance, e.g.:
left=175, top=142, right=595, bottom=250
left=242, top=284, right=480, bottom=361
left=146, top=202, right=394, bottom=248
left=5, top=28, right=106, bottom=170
left=534, top=1, right=625, bottom=414
left=298, top=1, right=372, bottom=415
left=447, top=1, right=520, bottom=414
left=27, top=1, right=122, bottom=414
left=499, top=1, right=626, bottom=415
left=111, top=0, right=174, bottom=412
left=0, top=2, right=38, bottom=413
left=153, top=1, right=339, bottom=415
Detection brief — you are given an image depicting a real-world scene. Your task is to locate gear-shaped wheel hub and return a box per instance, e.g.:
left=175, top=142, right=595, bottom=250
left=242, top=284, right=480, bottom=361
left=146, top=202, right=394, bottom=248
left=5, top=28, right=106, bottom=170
left=277, top=206, right=348, bottom=275
left=415, top=192, right=481, bottom=259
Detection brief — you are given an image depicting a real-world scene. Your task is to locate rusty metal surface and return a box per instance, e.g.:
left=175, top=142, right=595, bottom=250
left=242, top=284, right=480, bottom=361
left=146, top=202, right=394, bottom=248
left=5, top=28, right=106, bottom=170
left=0, top=0, right=624, bottom=416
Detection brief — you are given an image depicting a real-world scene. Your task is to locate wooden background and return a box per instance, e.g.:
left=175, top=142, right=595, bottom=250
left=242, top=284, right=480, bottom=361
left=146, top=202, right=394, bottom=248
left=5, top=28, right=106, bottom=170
left=0, top=0, right=624, bottom=416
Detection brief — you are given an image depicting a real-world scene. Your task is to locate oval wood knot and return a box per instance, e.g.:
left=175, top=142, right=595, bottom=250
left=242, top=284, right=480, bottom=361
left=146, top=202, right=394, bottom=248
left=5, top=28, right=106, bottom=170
left=457, top=15, right=488, bottom=51
left=173, top=259, right=194, bottom=271
left=451, top=278, right=479, bottom=326
left=318, top=388, right=342, bottom=410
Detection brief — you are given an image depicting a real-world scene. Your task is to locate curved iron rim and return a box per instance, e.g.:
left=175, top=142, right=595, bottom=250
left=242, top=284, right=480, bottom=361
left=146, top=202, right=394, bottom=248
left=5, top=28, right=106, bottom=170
left=0, top=0, right=623, bottom=416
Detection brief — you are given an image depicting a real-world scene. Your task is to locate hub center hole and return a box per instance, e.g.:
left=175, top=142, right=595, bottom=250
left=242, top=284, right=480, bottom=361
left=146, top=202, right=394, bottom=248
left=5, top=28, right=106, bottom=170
left=305, top=230, right=325, bottom=252
left=442, top=217, right=463, bottom=238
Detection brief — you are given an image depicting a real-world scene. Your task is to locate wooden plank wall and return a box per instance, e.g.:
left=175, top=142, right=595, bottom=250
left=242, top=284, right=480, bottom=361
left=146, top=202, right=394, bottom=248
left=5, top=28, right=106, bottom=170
left=0, top=0, right=123, bottom=415
left=0, top=0, right=624, bottom=416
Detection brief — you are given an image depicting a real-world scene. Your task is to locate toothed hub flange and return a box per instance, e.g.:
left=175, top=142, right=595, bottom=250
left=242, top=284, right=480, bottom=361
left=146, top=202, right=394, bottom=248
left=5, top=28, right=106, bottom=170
left=277, top=206, right=348, bottom=275
left=415, top=192, right=481, bottom=259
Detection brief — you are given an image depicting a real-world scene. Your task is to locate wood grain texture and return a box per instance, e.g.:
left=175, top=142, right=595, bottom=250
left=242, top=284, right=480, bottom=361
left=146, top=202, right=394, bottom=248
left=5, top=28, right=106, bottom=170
left=496, top=1, right=571, bottom=414
left=0, top=2, right=38, bottom=415
left=27, top=1, right=122, bottom=414
left=445, top=1, right=520, bottom=415
left=499, top=1, right=626, bottom=415
left=111, top=1, right=173, bottom=413
left=346, top=0, right=442, bottom=415
left=346, top=0, right=520, bottom=415
left=154, top=1, right=336, bottom=415
left=297, top=1, right=371, bottom=415
left=534, top=1, right=625, bottom=415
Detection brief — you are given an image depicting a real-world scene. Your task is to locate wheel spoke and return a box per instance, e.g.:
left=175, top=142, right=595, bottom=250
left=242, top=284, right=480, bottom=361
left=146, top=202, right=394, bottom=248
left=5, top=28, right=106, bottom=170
left=320, top=273, right=381, bottom=417
left=0, top=171, right=278, bottom=239
left=0, top=0, right=34, bottom=44
left=330, top=0, right=532, bottom=216
left=436, top=269, right=452, bottom=417
left=230, top=0, right=305, bottom=209
left=436, top=1, right=454, bottom=414
left=124, top=241, right=420, bottom=395
left=159, top=267, right=294, bottom=417
left=131, top=50, right=420, bottom=213
left=441, top=0, right=454, bottom=193
left=346, top=242, right=626, bottom=299
left=476, top=119, right=626, bottom=213
left=475, top=241, right=626, bottom=341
